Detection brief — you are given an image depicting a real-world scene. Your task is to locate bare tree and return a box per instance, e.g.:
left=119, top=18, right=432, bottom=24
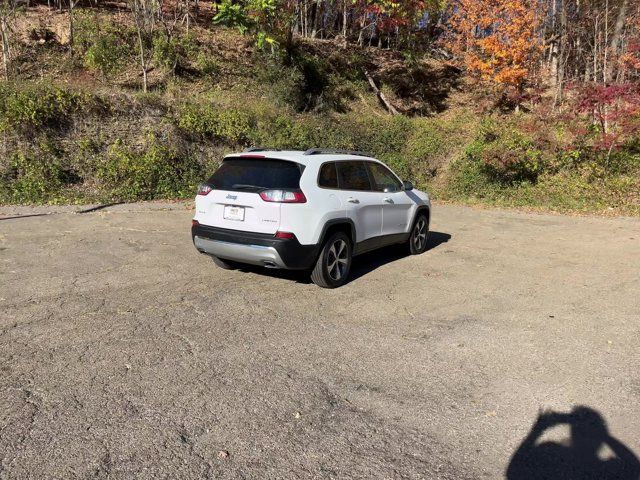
left=310, top=0, right=322, bottom=38
left=0, top=0, right=19, bottom=80
left=158, top=0, right=186, bottom=75
left=606, top=0, right=628, bottom=82
left=68, top=0, right=80, bottom=52
left=181, top=0, right=193, bottom=34
left=555, top=0, right=568, bottom=105
left=342, top=0, right=347, bottom=40
left=128, top=0, right=161, bottom=92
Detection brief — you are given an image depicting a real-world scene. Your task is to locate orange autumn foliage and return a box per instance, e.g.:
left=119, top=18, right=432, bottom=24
left=448, top=0, right=544, bottom=92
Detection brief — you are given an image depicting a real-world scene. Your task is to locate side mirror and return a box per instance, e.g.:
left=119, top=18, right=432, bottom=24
left=402, top=181, right=414, bottom=191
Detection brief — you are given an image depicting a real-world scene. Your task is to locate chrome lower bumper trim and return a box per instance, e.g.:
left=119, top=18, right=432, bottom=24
left=194, top=236, right=286, bottom=268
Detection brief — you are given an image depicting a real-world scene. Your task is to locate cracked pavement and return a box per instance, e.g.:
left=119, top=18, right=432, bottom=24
left=0, top=202, right=639, bottom=479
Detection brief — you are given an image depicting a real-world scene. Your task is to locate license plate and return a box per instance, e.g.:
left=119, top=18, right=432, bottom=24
left=224, top=205, right=245, bottom=221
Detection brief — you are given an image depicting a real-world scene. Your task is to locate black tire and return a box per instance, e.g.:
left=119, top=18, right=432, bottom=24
left=408, top=212, right=430, bottom=255
left=211, top=255, right=239, bottom=270
left=310, top=231, right=352, bottom=288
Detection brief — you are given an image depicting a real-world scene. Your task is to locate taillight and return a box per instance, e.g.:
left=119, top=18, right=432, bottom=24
left=259, top=190, right=307, bottom=203
left=192, top=220, right=199, bottom=227
left=197, top=184, right=213, bottom=196
left=275, top=231, right=296, bottom=240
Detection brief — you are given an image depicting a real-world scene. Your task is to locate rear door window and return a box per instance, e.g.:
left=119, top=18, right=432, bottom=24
left=318, top=162, right=338, bottom=188
left=207, top=158, right=303, bottom=192
left=336, top=161, right=373, bottom=191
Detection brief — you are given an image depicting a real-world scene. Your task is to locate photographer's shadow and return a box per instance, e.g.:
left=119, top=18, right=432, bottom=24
left=506, top=406, right=640, bottom=480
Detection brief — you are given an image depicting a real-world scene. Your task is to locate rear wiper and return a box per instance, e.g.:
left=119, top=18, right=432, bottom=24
left=232, top=184, right=264, bottom=190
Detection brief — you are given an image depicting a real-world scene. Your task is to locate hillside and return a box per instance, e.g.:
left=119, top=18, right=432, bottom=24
left=0, top=7, right=639, bottom=215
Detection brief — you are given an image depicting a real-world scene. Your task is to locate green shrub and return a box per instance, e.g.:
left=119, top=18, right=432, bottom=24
left=178, top=104, right=253, bottom=144
left=252, top=53, right=355, bottom=113
left=348, top=115, right=414, bottom=178
left=0, top=83, right=89, bottom=132
left=153, top=33, right=200, bottom=74
left=293, top=54, right=343, bottom=112
left=153, top=35, right=179, bottom=71
left=303, top=117, right=358, bottom=150
left=250, top=113, right=310, bottom=149
left=250, top=111, right=365, bottom=152
left=212, top=0, right=252, bottom=34
left=253, top=57, right=307, bottom=110
left=464, top=120, right=547, bottom=185
left=195, top=52, right=220, bottom=77
left=480, top=138, right=545, bottom=184
left=611, top=138, right=640, bottom=174
left=447, top=150, right=496, bottom=199
left=570, top=141, right=640, bottom=179
left=75, top=13, right=131, bottom=75
left=74, top=12, right=105, bottom=50
left=0, top=152, right=66, bottom=203
left=97, top=137, right=201, bottom=201
left=405, top=121, right=443, bottom=162
left=359, top=115, right=413, bottom=154
left=85, top=33, right=130, bottom=75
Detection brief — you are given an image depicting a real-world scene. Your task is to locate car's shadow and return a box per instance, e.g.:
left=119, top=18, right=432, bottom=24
left=235, top=231, right=451, bottom=285
left=347, top=231, right=451, bottom=283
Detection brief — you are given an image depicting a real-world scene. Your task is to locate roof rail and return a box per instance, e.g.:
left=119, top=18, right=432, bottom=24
left=244, top=147, right=281, bottom=153
left=303, top=148, right=372, bottom=157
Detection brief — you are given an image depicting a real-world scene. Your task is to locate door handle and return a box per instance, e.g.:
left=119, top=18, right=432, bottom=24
left=383, top=197, right=394, bottom=204
left=347, top=197, right=360, bottom=204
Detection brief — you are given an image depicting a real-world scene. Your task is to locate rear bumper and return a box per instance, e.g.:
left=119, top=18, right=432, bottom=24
left=192, top=224, right=319, bottom=270
left=194, top=236, right=288, bottom=268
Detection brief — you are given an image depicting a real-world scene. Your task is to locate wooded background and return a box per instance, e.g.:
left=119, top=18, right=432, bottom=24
left=0, top=0, right=638, bottom=213
left=3, top=1, right=639, bottom=92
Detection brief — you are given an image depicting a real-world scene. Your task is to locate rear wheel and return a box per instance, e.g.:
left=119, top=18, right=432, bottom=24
left=311, top=232, right=352, bottom=288
left=211, top=255, right=239, bottom=270
left=408, top=213, right=429, bottom=255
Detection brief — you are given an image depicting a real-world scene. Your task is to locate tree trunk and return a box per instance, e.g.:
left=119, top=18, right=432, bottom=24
left=1, top=16, right=10, bottom=80
left=69, top=3, right=75, bottom=53
left=342, top=0, right=347, bottom=40
left=548, top=0, right=558, bottom=85
left=364, top=70, right=399, bottom=115
left=603, top=0, right=609, bottom=84
left=186, top=8, right=190, bottom=34
left=311, top=0, right=322, bottom=38
left=554, top=0, right=568, bottom=106
left=292, top=0, right=300, bottom=36
left=134, top=14, right=148, bottom=92
left=605, top=0, right=628, bottom=82
left=593, top=15, right=599, bottom=82
left=302, top=0, right=307, bottom=37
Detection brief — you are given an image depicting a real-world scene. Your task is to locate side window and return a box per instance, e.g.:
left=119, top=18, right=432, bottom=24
left=367, top=162, right=403, bottom=193
left=336, top=161, right=373, bottom=191
left=318, top=162, right=338, bottom=189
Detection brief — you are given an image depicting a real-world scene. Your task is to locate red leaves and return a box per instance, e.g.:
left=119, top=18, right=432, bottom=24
left=362, top=0, right=429, bottom=34
left=621, top=38, right=640, bottom=72
left=573, top=82, right=640, bottom=150
left=575, top=84, right=639, bottom=112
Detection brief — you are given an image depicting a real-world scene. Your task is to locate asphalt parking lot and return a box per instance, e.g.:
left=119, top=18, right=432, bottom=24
left=1, top=202, right=639, bottom=479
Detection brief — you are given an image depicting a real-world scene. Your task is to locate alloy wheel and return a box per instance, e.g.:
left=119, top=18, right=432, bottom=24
left=413, top=218, right=428, bottom=251
left=326, top=239, right=349, bottom=281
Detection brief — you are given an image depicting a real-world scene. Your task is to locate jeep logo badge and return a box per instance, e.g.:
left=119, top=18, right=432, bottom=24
left=226, top=194, right=238, bottom=200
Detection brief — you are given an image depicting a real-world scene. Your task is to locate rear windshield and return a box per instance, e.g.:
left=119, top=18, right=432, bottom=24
left=207, top=158, right=303, bottom=192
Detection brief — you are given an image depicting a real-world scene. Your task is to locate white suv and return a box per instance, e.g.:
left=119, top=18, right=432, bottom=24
left=192, top=149, right=431, bottom=288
